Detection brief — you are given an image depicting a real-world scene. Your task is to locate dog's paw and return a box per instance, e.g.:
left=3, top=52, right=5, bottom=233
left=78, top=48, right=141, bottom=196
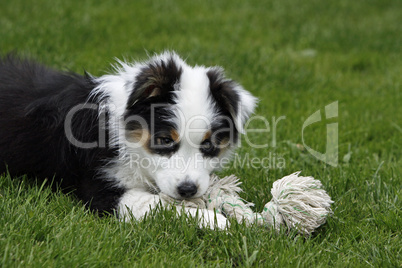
left=207, top=212, right=230, bottom=230
left=183, top=208, right=230, bottom=230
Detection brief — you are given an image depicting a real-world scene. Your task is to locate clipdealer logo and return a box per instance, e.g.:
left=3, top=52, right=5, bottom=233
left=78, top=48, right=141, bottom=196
left=302, top=101, right=339, bottom=167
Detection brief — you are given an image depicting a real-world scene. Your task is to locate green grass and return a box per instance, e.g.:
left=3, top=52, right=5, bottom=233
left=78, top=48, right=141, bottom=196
left=1, top=0, right=401, bottom=266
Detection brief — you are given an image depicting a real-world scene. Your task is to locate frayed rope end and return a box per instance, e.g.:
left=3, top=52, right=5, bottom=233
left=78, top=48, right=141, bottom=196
left=261, top=172, right=333, bottom=235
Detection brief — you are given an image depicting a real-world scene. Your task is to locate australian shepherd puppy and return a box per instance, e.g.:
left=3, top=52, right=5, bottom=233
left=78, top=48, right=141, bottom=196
left=0, top=52, right=256, bottom=228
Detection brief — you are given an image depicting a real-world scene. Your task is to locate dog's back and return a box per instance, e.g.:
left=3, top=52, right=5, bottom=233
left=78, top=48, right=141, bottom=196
left=0, top=56, right=98, bottom=187
left=0, top=56, right=124, bottom=212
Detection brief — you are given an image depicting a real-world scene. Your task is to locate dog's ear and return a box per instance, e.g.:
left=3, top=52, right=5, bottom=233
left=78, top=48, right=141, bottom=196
left=127, top=57, right=182, bottom=107
left=207, top=68, right=258, bottom=134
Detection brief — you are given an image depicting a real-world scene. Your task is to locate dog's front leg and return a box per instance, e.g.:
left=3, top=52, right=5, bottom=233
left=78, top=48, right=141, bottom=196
left=179, top=207, right=229, bottom=230
left=117, top=189, right=229, bottom=229
left=117, top=189, right=163, bottom=220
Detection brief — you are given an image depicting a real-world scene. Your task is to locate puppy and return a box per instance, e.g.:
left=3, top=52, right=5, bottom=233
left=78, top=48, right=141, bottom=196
left=0, top=52, right=257, bottom=228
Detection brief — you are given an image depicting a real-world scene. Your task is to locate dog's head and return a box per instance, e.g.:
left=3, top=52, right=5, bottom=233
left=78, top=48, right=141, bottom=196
left=116, top=52, right=257, bottom=199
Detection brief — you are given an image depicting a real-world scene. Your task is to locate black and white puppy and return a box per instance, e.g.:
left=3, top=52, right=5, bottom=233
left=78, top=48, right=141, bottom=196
left=0, top=52, right=256, bottom=228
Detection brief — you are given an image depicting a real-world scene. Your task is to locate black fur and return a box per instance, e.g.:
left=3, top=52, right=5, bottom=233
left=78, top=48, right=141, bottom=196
left=207, top=69, right=240, bottom=122
left=125, top=58, right=183, bottom=156
left=128, top=58, right=182, bottom=107
left=206, top=69, right=240, bottom=149
left=0, top=55, right=124, bottom=214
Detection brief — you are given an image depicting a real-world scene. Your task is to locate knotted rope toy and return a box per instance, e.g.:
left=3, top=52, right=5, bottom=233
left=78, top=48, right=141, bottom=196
left=161, top=172, right=333, bottom=235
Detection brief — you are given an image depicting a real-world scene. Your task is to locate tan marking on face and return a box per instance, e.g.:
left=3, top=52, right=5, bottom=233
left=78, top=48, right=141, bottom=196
left=126, top=129, right=152, bottom=152
left=202, top=130, right=212, bottom=142
left=218, top=137, right=231, bottom=156
left=170, top=129, right=180, bottom=143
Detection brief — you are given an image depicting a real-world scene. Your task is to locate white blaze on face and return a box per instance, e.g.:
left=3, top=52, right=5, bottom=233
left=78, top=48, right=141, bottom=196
left=175, top=66, right=217, bottom=138
left=152, top=66, right=219, bottom=198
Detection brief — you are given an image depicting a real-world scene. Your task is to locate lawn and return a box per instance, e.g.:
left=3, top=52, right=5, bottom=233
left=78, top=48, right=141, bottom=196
left=0, top=0, right=401, bottom=266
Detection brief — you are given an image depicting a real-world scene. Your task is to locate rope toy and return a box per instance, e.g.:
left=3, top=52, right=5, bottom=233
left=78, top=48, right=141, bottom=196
left=160, top=172, right=333, bottom=235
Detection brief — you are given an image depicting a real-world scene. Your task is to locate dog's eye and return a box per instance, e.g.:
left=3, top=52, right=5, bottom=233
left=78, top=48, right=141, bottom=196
left=156, top=137, right=175, bottom=147
left=150, top=135, right=179, bottom=156
left=200, top=139, right=218, bottom=156
left=202, top=140, right=212, bottom=150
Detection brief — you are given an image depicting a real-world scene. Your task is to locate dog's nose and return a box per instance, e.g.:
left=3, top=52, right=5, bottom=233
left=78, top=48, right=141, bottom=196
left=177, top=182, right=198, bottom=198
